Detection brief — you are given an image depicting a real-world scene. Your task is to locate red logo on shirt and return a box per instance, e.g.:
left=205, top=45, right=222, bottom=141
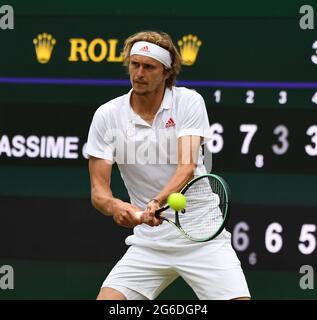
left=165, top=117, right=176, bottom=128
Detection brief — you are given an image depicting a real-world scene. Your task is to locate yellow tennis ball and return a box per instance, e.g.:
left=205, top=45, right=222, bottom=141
left=167, top=193, right=186, bottom=211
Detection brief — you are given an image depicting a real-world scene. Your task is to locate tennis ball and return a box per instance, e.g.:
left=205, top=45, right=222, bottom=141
left=167, top=193, right=186, bottom=211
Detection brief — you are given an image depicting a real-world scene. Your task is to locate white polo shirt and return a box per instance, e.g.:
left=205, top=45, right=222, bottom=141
left=86, top=86, right=213, bottom=248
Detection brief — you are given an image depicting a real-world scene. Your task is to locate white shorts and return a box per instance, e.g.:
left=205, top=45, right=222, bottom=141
left=102, top=231, right=251, bottom=300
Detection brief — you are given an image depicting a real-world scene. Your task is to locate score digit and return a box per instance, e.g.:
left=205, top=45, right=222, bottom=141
left=305, top=125, right=317, bottom=156
left=265, top=222, right=283, bottom=253
left=207, top=123, right=224, bottom=154
left=272, top=125, right=289, bottom=155
left=240, top=124, right=258, bottom=154
left=298, top=224, right=316, bottom=255
left=232, top=222, right=250, bottom=252
left=245, top=90, right=255, bottom=104
left=278, top=91, right=287, bottom=104
left=213, top=90, right=221, bottom=103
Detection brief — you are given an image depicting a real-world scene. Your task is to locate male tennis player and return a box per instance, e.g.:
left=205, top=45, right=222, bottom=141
left=86, top=30, right=250, bottom=300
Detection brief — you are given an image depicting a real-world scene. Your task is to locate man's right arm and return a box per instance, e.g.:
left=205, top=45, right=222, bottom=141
left=88, top=156, right=142, bottom=228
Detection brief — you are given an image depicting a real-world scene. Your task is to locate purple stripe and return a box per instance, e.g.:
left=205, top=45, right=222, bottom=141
left=1, top=77, right=317, bottom=88
left=178, top=80, right=317, bottom=89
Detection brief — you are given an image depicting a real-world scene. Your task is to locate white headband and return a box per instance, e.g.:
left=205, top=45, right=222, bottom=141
left=130, top=41, right=172, bottom=68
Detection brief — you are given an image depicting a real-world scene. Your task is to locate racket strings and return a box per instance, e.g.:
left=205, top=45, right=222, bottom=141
left=178, top=176, right=225, bottom=241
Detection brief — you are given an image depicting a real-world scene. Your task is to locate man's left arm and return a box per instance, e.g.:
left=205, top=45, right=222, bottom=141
left=154, top=135, right=202, bottom=205
left=142, top=135, right=201, bottom=226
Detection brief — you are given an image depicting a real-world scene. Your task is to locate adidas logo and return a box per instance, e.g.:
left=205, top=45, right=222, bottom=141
left=165, top=117, right=176, bottom=128
left=33, top=32, right=56, bottom=64
left=177, top=34, right=202, bottom=66
left=139, top=45, right=150, bottom=53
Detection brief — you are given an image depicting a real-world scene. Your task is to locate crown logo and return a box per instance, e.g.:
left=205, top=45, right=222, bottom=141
left=177, top=34, right=202, bottom=66
left=33, top=33, right=56, bottom=64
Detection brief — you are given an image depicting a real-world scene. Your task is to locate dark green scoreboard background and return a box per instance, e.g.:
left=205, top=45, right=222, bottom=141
left=1, top=1, right=317, bottom=299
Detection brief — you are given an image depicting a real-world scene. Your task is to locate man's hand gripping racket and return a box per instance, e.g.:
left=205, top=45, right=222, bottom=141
left=135, top=173, right=231, bottom=242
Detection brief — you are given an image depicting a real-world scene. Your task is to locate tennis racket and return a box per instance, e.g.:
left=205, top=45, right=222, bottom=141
left=136, top=173, right=231, bottom=242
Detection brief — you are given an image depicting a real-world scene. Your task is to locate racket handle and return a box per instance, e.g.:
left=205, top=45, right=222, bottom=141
left=155, top=211, right=165, bottom=218
left=135, top=210, right=165, bottom=219
left=155, top=207, right=166, bottom=215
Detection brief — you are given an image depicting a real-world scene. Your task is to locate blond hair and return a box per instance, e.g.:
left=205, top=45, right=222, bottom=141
left=123, top=30, right=182, bottom=88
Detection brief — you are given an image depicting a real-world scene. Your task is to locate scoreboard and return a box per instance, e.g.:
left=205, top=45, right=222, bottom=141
left=0, top=2, right=317, bottom=299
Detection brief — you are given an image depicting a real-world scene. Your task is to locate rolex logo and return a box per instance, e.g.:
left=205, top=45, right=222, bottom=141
left=178, top=34, right=202, bottom=66
left=33, top=33, right=56, bottom=64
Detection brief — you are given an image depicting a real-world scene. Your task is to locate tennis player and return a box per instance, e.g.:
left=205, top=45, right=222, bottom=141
left=86, top=30, right=251, bottom=300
